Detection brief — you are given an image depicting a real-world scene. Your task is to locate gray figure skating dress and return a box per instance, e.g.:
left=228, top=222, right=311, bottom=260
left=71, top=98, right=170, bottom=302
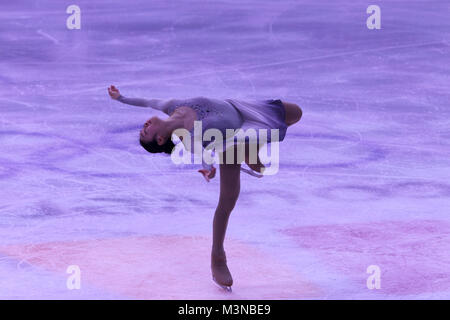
left=117, top=95, right=287, bottom=173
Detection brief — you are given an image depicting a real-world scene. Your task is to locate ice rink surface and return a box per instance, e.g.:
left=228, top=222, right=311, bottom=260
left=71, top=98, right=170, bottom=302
left=0, top=0, right=449, bottom=299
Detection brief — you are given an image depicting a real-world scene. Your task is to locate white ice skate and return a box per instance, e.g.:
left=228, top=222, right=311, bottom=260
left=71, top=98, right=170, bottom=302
left=240, top=166, right=264, bottom=178
left=211, top=253, right=233, bottom=292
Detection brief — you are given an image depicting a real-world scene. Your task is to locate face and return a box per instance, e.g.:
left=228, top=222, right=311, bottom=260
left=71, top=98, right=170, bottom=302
left=140, top=116, right=168, bottom=145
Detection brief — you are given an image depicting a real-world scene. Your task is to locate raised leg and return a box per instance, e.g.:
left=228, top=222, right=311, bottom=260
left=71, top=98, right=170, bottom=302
left=282, top=101, right=302, bottom=126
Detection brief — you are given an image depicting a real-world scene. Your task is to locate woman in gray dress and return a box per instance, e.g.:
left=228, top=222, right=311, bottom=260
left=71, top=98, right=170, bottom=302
left=108, top=85, right=302, bottom=291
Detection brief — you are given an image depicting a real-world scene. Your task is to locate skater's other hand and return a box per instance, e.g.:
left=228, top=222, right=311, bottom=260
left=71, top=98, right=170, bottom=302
left=198, top=166, right=216, bottom=182
left=108, top=85, right=121, bottom=100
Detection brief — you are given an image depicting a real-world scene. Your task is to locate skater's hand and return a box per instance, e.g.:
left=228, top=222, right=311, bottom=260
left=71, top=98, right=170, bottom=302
left=198, top=166, right=216, bottom=182
left=108, top=85, right=121, bottom=100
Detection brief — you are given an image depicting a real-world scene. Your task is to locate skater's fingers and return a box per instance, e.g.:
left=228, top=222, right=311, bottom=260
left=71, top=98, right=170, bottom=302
left=203, top=173, right=210, bottom=182
left=208, top=167, right=216, bottom=179
left=198, top=170, right=211, bottom=182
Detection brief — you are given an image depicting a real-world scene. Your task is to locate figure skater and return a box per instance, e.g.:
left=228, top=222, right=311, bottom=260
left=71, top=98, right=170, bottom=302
left=108, top=85, right=302, bottom=291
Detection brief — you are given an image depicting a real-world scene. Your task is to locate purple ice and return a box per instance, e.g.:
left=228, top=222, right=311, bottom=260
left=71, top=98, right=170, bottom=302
left=0, top=0, right=449, bottom=299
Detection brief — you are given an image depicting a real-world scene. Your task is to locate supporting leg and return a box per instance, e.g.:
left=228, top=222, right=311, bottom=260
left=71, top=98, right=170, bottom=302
left=211, top=161, right=241, bottom=288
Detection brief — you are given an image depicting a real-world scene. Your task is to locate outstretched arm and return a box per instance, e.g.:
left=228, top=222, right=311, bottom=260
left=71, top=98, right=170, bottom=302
left=108, top=85, right=171, bottom=113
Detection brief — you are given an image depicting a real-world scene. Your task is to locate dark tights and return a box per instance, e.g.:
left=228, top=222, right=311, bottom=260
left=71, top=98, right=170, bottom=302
left=211, top=161, right=241, bottom=258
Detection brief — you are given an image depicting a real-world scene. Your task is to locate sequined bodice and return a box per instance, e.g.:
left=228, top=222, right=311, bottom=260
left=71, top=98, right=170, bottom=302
left=166, top=97, right=244, bottom=137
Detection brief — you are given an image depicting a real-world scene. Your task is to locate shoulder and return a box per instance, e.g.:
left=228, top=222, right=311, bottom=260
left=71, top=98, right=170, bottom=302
left=187, top=96, right=216, bottom=104
left=165, top=98, right=184, bottom=114
left=168, top=97, right=211, bottom=108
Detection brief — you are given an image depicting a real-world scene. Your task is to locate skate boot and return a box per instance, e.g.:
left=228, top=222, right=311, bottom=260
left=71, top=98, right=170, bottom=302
left=211, top=252, right=233, bottom=292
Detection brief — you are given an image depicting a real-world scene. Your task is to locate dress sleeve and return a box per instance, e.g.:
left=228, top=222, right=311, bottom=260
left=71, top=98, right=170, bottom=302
left=116, top=95, right=174, bottom=114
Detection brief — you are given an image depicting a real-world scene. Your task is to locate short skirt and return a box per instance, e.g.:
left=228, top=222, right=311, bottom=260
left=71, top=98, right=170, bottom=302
left=225, top=98, right=287, bottom=144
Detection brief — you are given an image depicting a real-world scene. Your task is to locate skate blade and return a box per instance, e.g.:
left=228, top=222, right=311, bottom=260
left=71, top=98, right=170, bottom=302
left=240, top=167, right=263, bottom=178
left=212, top=277, right=232, bottom=292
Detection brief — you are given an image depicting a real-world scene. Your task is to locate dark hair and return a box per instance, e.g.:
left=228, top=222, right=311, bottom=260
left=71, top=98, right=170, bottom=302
left=139, top=137, right=175, bottom=155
